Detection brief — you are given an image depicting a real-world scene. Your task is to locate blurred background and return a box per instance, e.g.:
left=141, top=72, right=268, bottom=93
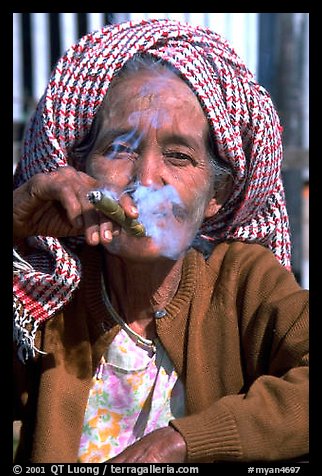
left=12, top=12, right=309, bottom=290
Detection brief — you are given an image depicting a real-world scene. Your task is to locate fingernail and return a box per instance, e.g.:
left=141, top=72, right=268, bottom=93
left=91, top=231, right=99, bottom=243
left=104, top=230, right=112, bottom=241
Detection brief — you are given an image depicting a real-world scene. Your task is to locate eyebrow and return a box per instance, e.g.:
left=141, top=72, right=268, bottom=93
left=96, top=129, right=136, bottom=145
left=97, top=128, right=204, bottom=150
left=160, top=133, right=202, bottom=151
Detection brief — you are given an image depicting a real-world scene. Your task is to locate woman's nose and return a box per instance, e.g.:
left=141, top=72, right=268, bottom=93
left=133, top=152, right=164, bottom=188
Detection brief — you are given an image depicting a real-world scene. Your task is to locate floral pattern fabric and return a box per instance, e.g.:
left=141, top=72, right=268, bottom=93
left=78, top=329, right=185, bottom=462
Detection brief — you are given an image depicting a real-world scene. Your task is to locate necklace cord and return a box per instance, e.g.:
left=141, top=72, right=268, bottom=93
left=100, top=274, right=156, bottom=350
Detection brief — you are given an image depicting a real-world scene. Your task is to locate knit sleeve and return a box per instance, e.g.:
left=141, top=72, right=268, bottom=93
left=171, top=365, right=308, bottom=463
left=170, top=244, right=309, bottom=463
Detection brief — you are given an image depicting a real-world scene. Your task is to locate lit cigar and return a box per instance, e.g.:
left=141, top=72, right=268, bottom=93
left=87, top=190, right=146, bottom=237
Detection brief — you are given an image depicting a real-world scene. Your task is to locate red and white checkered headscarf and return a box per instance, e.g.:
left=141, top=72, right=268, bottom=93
left=13, top=18, right=291, bottom=359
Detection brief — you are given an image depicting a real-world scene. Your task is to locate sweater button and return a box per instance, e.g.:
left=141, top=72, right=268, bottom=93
left=154, top=309, right=167, bottom=319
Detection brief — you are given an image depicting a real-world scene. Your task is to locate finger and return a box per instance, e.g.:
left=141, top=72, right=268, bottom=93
left=82, top=210, right=122, bottom=246
left=80, top=185, right=119, bottom=244
left=59, top=170, right=98, bottom=228
left=29, top=169, right=96, bottom=229
left=55, top=182, right=85, bottom=229
left=118, top=193, right=139, bottom=219
left=82, top=208, right=102, bottom=246
left=99, top=219, right=118, bottom=245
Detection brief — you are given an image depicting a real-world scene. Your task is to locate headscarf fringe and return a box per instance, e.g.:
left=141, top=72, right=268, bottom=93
left=13, top=293, right=47, bottom=364
left=13, top=248, right=34, bottom=274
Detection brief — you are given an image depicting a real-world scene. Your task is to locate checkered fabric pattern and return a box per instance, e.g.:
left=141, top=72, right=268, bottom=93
left=13, top=18, right=291, bottom=360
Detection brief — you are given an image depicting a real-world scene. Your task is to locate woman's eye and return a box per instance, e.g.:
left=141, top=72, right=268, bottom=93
left=164, top=151, right=197, bottom=166
left=104, top=143, right=137, bottom=159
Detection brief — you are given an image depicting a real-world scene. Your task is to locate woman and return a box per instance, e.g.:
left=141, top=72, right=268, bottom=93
left=13, top=19, right=308, bottom=463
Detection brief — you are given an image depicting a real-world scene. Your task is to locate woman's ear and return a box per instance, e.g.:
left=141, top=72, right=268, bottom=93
left=204, top=197, right=223, bottom=218
left=204, top=175, right=232, bottom=219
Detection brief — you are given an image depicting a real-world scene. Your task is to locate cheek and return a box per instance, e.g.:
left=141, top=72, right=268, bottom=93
left=188, top=194, right=210, bottom=226
left=179, top=170, right=214, bottom=210
left=87, top=156, right=134, bottom=187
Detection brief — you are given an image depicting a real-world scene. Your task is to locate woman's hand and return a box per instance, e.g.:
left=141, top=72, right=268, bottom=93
left=13, top=166, right=138, bottom=246
left=106, top=426, right=187, bottom=463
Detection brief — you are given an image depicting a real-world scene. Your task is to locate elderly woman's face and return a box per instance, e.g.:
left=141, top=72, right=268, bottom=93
left=87, top=68, right=220, bottom=260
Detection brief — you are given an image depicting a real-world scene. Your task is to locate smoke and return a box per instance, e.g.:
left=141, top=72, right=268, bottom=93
left=132, top=184, right=191, bottom=260
left=98, top=183, right=194, bottom=260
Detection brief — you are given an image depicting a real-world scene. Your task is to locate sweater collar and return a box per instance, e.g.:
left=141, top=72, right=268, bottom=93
left=80, top=245, right=201, bottom=332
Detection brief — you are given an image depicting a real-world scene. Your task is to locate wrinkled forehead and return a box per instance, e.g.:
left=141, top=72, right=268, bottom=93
left=92, top=65, right=210, bottom=152
left=101, top=62, right=206, bottom=121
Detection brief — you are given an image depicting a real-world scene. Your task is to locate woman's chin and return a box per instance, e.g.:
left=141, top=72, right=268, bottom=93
left=103, top=233, right=188, bottom=262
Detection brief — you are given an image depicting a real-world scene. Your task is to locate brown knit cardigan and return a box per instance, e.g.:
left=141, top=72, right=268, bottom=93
left=13, top=241, right=309, bottom=463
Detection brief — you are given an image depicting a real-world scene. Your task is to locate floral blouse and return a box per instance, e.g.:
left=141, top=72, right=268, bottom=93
left=78, top=328, right=185, bottom=462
